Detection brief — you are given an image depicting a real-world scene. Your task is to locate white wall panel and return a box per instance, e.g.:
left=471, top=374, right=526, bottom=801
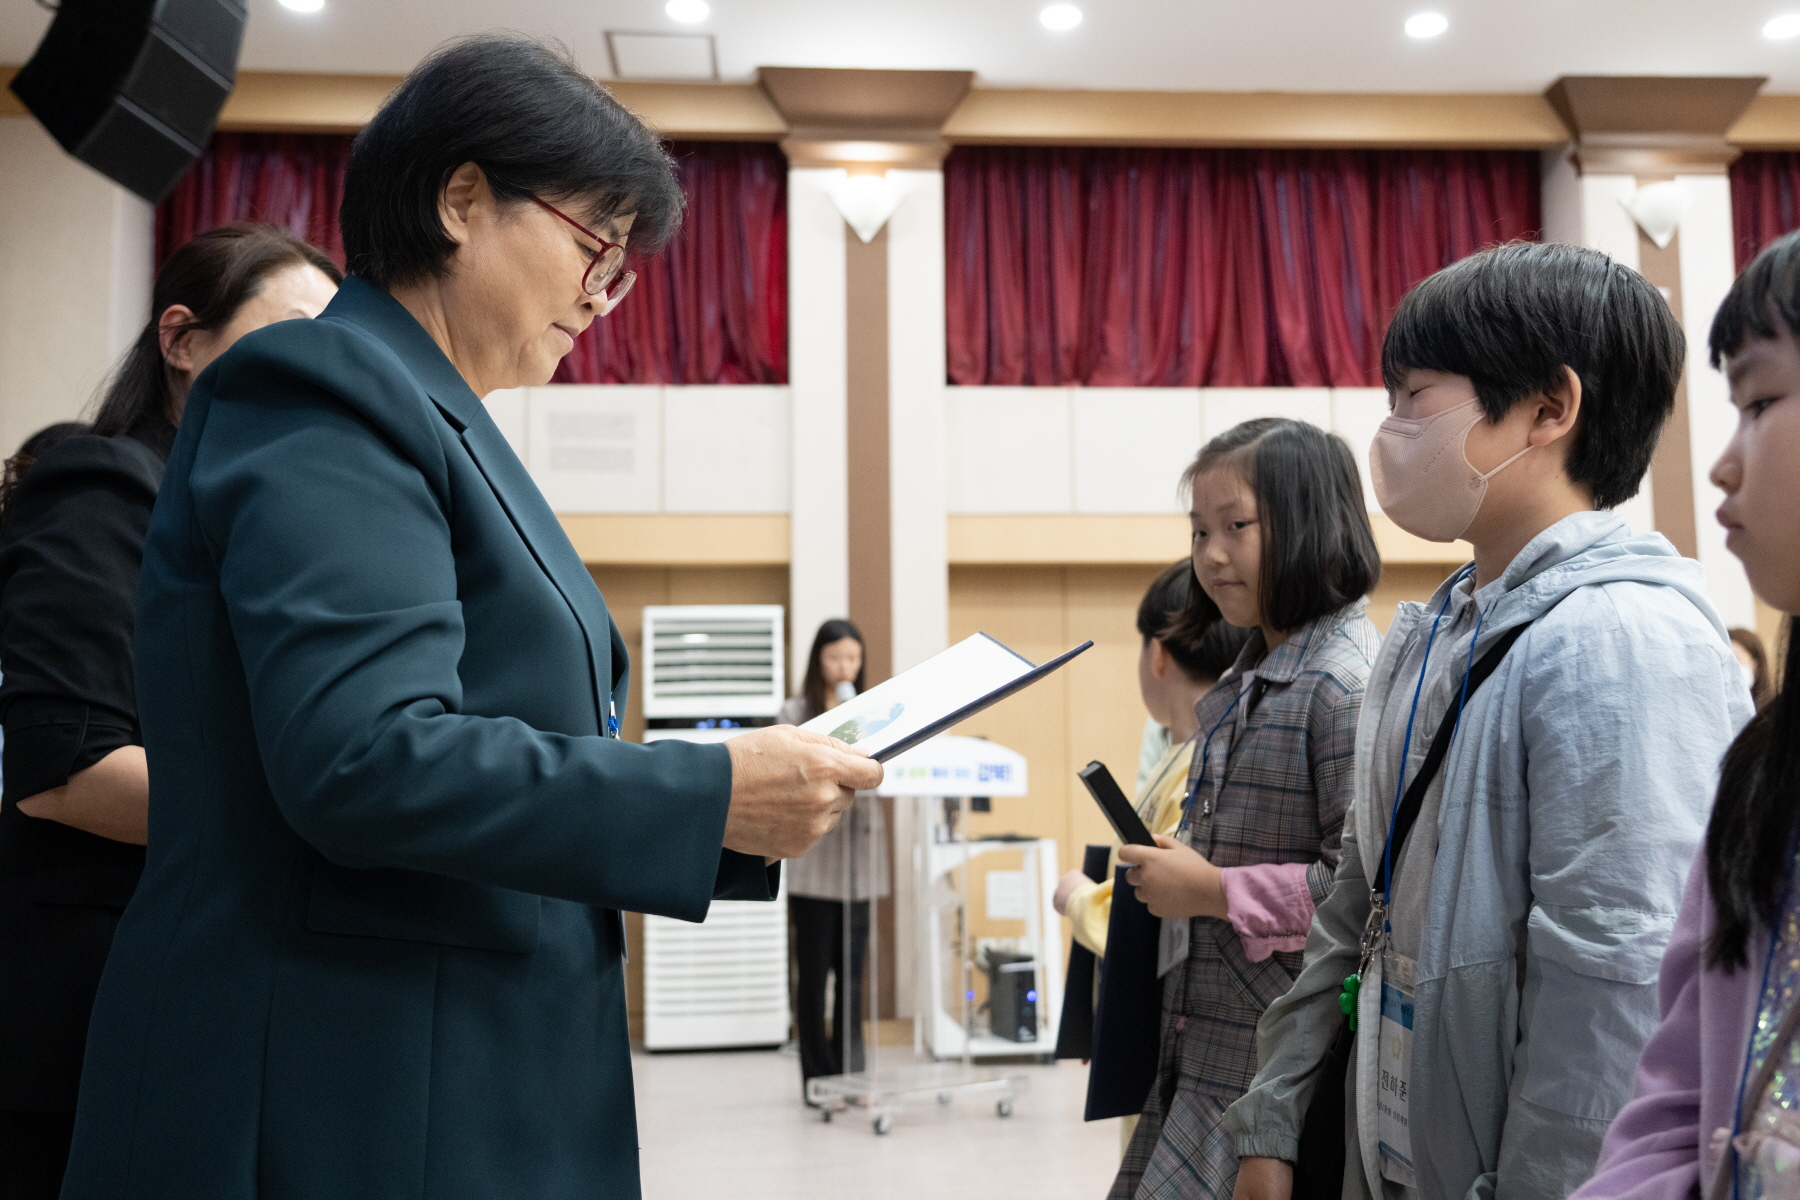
left=482, top=387, right=528, bottom=462
left=1329, top=387, right=1389, bottom=512
left=786, top=169, right=852, bottom=683
left=662, top=386, right=791, bottom=513
left=528, top=385, right=661, bottom=513
left=946, top=388, right=1072, bottom=513
left=1579, top=174, right=1641, bottom=271
left=1677, top=174, right=1756, bottom=626
left=1070, top=389, right=1202, bottom=513
left=0, top=118, right=152, bottom=457
left=1202, top=387, right=1332, bottom=441
left=886, top=170, right=951, bottom=672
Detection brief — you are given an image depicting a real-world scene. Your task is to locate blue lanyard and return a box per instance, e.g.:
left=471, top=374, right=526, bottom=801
left=1379, top=565, right=1481, bottom=920
left=1729, top=914, right=1786, bottom=1200
left=1176, top=681, right=1250, bottom=834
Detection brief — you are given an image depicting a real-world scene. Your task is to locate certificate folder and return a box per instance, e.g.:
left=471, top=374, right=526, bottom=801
left=798, top=633, right=1093, bottom=762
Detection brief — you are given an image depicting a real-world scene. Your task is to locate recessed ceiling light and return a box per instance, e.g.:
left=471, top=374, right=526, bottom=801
left=1040, top=4, right=1082, bottom=31
left=1766, top=13, right=1800, bottom=38
left=1405, top=12, right=1449, bottom=37
left=278, top=0, right=324, bottom=12
left=666, top=0, right=709, bottom=22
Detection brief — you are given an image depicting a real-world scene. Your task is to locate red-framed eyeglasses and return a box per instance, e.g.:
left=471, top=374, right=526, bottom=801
left=531, top=197, right=636, bottom=313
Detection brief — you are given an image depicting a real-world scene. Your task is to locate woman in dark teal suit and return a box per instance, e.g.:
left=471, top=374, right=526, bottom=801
left=62, top=35, right=880, bottom=1200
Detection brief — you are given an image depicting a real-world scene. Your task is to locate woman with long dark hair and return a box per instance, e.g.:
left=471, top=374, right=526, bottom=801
left=0, top=223, right=338, bottom=1198
left=779, top=618, right=888, bottom=1095
left=1570, top=230, right=1800, bottom=1200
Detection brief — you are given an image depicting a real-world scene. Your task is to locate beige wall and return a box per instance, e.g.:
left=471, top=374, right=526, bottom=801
left=0, top=118, right=152, bottom=456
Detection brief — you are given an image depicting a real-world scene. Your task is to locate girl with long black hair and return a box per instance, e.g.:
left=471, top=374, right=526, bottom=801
left=1572, top=229, right=1800, bottom=1200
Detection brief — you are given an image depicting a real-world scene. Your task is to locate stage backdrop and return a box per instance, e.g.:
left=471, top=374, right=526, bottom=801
left=944, top=146, right=1542, bottom=389
left=1731, top=151, right=1800, bottom=272
left=157, top=134, right=788, bottom=386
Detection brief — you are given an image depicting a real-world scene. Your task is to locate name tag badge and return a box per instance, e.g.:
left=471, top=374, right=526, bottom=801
left=1157, top=915, right=1190, bottom=978
left=1377, top=951, right=1417, bottom=1188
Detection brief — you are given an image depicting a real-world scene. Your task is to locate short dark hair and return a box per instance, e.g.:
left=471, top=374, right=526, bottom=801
left=1141, top=561, right=1252, bottom=683
left=1381, top=241, right=1685, bottom=511
left=1181, top=418, right=1380, bottom=634
left=93, top=222, right=341, bottom=438
left=1710, top=228, right=1800, bottom=368
left=341, top=35, right=684, bottom=290
left=801, top=618, right=867, bottom=721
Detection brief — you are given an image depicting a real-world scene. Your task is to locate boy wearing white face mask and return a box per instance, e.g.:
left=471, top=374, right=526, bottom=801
left=1225, top=242, right=1753, bottom=1200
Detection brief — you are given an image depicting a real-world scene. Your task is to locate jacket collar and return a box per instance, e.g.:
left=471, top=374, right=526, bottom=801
left=1230, top=598, right=1369, bottom=686
left=323, top=277, right=486, bottom=431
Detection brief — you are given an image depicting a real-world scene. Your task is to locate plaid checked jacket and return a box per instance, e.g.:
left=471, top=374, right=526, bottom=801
left=1111, top=601, right=1376, bottom=1200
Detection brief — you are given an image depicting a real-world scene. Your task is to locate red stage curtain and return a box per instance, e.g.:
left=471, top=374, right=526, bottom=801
left=945, top=146, right=1541, bottom=388
left=552, top=140, right=787, bottom=385
left=1730, top=151, right=1800, bottom=271
left=155, top=132, right=350, bottom=270
left=156, top=135, right=787, bottom=385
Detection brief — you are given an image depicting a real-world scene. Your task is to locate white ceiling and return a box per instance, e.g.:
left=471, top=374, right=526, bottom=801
left=8, top=0, right=1800, bottom=94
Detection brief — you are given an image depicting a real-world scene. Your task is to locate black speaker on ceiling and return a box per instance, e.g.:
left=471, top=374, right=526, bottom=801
left=10, top=0, right=247, bottom=204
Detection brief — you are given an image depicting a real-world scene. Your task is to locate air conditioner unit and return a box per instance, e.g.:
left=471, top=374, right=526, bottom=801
left=641, top=605, right=785, bottom=721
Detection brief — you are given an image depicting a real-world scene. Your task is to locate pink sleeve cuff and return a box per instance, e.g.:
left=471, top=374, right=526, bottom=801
left=1219, top=862, right=1316, bottom=962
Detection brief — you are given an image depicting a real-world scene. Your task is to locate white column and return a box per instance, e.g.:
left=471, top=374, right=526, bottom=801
left=786, top=169, right=851, bottom=684
left=1676, top=174, right=1756, bottom=628
left=0, top=118, right=152, bottom=455
left=884, top=169, right=949, bottom=674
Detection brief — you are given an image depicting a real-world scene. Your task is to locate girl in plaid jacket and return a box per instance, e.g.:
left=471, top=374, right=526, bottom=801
left=1111, top=418, right=1381, bottom=1200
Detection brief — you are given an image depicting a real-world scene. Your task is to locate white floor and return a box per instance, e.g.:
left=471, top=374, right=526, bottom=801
left=632, top=1044, right=1122, bottom=1199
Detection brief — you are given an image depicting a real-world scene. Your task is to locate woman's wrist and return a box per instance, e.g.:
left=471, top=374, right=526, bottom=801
left=1199, top=860, right=1229, bottom=919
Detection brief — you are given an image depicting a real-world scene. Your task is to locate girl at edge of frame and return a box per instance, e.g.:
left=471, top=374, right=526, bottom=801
left=1568, top=232, right=1800, bottom=1200
left=1108, top=418, right=1381, bottom=1200
left=1054, top=561, right=1252, bottom=1154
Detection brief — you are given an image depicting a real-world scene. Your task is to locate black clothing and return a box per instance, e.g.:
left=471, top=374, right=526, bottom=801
left=0, top=421, right=170, bottom=1119
left=790, top=895, right=869, bottom=1086
left=0, top=1111, right=74, bottom=1199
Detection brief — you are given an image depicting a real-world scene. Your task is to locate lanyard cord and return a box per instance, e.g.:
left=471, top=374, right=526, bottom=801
left=1379, top=566, right=1477, bottom=917
left=1730, top=915, right=1786, bottom=1200
left=1177, top=682, right=1249, bottom=834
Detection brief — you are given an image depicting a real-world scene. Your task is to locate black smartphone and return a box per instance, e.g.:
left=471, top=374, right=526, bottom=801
left=1078, top=761, right=1156, bottom=847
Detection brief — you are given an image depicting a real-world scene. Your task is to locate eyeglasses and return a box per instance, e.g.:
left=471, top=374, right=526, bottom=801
left=531, top=197, right=636, bottom=313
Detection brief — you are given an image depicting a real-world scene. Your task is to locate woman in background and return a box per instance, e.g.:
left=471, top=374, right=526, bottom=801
left=1110, top=418, right=1380, bottom=1200
left=0, top=224, right=339, bottom=1198
left=1730, top=626, right=1774, bottom=709
left=780, top=618, right=889, bottom=1096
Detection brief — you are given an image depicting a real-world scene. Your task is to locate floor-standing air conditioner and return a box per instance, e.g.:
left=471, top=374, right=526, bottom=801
left=638, top=605, right=790, bottom=1051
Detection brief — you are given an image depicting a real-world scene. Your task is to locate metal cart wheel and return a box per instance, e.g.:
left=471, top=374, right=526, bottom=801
left=873, top=1111, right=894, bottom=1135
left=937, top=1092, right=953, bottom=1106
left=996, top=1098, right=1014, bottom=1118
left=819, top=1106, right=832, bottom=1123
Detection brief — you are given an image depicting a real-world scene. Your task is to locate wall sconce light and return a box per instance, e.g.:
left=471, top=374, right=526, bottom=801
left=1620, top=181, right=1696, bottom=250
left=825, top=171, right=905, bottom=243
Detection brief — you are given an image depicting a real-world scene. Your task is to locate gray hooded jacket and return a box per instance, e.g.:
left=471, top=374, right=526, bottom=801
left=1223, top=511, right=1753, bottom=1200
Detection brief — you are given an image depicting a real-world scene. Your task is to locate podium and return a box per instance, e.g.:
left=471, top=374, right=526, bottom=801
left=805, top=735, right=1060, bottom=1134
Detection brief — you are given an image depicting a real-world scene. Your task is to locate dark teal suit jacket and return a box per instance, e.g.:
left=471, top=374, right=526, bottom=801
left=62, top=277, right=775, bottom=1199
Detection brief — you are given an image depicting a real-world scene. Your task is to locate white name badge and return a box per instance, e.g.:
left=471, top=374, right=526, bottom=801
left=1157, top=915, right=1190, bottom=978
left=1377, top=951, right=1417, bottom=1189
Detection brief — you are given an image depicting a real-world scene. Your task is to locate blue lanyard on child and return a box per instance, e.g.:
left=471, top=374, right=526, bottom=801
left=1378, top=564, right=1482, bottom=929
left=1176, top=681, right=1250, bottom=835
left=1729, top=918, right=1786, bottom=1200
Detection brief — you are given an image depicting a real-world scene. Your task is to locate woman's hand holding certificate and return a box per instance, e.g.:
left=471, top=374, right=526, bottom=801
left=723, top=726, right=883, bottom=860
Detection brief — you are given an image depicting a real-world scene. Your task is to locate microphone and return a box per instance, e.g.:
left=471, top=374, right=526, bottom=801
left=834, top=680, right=857, bottom=705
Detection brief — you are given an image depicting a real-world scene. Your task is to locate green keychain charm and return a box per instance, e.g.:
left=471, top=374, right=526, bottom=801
left=1339, top=973, right=1362, bottom=1031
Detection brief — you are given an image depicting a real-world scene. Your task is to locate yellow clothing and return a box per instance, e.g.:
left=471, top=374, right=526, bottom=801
left=1065, top=737, right=1197, bottom=956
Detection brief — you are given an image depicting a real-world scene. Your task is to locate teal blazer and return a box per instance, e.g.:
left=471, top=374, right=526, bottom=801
left=62, top=277, right=775, bottom=1200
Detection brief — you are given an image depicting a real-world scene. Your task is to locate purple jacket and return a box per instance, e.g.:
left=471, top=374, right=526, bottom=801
left=1572, top=846, right=1763, bottom=1200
